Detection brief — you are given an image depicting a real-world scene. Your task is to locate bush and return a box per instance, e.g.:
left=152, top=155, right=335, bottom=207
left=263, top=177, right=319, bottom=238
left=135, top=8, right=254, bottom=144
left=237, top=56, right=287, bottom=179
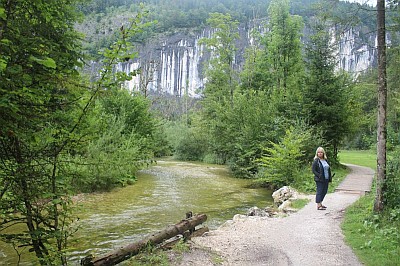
left=292, top=166, right=316, bottom=193
left=68, top=90, right=158, bottom=192
left=174, top=132, right=208, bottom=161
left=385, top=149, right=400, bottom=209
left=256, top=124, right=314, bottom=188
left=203, top=153, right=225, bottom=164
left=228, top=146, right=260, bottom=178
left=165, top=122, right=207, bottom=161
left=69, top=118, right=149, bottom=192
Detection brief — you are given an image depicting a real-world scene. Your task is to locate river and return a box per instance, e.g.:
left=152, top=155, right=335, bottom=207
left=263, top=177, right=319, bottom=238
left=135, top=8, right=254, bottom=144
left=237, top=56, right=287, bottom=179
left=0, top=159, right=272, bottom=265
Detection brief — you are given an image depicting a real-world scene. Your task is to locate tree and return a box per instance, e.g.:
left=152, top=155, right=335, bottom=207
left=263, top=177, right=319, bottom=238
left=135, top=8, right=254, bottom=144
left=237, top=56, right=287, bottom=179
left=266, top=0, right=304, bottom=91
left=226, top=0, right=307, bottom=176
left=0, top=1, right=154, bottom=264
left=0, top=0, right=85, bottom=264
left=198, top=12, right=240, bottom=163
left=303, top=18, right=354, bottom=161
left=200, top=12, right=239, bottom=107
left=374, top=0, right=387, bottom=212
left=242, top=0, right=305, bottom=122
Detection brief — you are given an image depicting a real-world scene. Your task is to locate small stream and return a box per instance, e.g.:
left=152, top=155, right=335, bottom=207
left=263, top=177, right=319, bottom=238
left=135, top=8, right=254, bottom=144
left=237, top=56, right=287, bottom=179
left=0, top=159, right=272, bottom=265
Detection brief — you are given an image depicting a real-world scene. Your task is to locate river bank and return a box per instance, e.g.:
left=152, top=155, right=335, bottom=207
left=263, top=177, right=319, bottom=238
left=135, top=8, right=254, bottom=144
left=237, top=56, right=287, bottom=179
left=169, top=164, right=374, bottom=266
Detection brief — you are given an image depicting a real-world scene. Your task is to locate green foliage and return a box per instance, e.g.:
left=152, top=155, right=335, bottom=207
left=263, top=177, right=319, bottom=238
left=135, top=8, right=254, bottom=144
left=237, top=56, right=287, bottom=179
left=164, top=119, right=208, bottom=161
left=385, top=148, right=400, bottom=209
left=152, top=124, right=173, bottom=157
left=256, top=124, right=314, bottom=188
left=266, top=0, right=305, bottom=89
left=290, top=166, right=316, bottom=193
left=206, top=88, right=283, bottom=174
left=174, top=131, right=208, bottom=161
left=195, top=1, right=308, bottom=177
left=69, top=97, right=154, bottom=192
left=343, top=71, right=377, bottom=150
left=303, top=17, right=356, bottom=160
left=199, top=12, right=239, bottom=106
left=266, top=0, right=305, bottom=121
left=100, top=89, right=156, bottom=137
left=386, top=45, right=400, bottom=150
left=0, top=2, right=161, bottom=264
left=196, top=12, right=240, bottom=164
left=0, top=0, right=87, bottom=264
left=240, top=0, right=305, bottom=123
left=226, top=91, right=278, bottom=177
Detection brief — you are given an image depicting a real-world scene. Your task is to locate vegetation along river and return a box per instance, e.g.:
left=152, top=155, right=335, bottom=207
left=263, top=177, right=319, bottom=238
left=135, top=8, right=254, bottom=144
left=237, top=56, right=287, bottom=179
left=0, top=159, right=273, bottom=265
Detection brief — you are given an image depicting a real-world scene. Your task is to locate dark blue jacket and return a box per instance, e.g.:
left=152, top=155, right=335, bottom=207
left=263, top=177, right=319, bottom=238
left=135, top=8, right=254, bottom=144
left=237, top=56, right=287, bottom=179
left=312, top=158, right=332, bottom=182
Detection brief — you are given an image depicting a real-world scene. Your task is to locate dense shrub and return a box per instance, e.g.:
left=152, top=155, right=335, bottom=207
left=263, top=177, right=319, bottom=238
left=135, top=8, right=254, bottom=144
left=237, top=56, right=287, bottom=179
left=385, top=149, right=400, bottom=210
left=256, top=124, right=314, bottom=188
left=163, top=120, right=208, bottom=161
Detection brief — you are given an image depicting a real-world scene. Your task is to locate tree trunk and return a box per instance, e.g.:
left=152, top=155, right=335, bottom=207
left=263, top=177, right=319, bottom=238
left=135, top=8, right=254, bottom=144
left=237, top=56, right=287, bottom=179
left=160, top=226, right=209, bottom=249
left=81, top=213, right=207, bottom=266
left=375, top=0, right=387, bottom=212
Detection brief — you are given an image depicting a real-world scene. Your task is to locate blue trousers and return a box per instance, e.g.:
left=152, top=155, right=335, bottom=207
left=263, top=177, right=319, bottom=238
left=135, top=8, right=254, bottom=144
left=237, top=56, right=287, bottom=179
left=315, top=180, right=329, bottom=203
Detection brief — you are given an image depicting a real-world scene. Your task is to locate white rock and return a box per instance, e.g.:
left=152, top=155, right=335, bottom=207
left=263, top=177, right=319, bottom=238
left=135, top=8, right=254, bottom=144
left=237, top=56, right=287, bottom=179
left=272, top=186, right=298, bottom=205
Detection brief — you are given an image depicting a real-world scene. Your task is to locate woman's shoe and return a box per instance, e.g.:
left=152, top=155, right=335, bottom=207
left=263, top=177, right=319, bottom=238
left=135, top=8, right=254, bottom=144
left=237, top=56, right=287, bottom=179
left=317, top=206, right=326, bottom=210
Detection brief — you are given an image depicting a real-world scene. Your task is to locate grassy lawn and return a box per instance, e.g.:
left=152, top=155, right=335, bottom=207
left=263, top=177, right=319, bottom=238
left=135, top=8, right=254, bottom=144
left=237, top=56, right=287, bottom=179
left=338, top=149, right=376, bottom=169
left=339, top=149, right=400, bottom=266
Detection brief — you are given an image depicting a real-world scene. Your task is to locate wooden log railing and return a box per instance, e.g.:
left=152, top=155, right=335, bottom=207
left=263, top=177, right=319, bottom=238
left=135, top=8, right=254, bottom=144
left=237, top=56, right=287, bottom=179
left=81, top=213, right=207, bottom=266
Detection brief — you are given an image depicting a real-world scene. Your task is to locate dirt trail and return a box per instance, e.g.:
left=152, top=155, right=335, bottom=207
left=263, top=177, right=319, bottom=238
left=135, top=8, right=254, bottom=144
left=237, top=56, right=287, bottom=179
left=174, top=165, right=374, bottom=266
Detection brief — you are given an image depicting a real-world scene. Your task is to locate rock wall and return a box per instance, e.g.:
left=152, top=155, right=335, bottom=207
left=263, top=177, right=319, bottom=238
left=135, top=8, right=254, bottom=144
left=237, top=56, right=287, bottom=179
left=336, top=27, right=376, bottom=73
left=107, top=22, right=376, bottom=97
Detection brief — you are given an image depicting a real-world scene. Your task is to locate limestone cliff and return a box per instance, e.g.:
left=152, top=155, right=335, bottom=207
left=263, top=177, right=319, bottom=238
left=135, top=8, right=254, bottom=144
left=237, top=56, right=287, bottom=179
left=89, top=21, right=377, bottom=97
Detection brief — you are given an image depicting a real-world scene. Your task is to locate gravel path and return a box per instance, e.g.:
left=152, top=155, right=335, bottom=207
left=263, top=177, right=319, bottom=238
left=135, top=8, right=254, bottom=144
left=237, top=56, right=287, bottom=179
left=174, top=165, right=373, bottom=266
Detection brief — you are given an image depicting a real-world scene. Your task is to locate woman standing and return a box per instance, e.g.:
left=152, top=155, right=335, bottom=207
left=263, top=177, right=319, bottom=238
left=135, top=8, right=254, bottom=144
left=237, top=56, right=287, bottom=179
left=312, top=147, right=332, bottom=210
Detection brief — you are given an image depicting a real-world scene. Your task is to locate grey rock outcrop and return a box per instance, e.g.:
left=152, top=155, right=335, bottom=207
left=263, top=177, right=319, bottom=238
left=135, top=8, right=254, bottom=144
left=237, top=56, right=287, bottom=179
left=89, top=21, right=377, bottom=97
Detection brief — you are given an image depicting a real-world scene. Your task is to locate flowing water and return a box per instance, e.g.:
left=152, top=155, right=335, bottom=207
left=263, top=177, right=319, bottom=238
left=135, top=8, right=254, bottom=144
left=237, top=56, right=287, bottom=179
left=0, top=159, right=272, bottom=265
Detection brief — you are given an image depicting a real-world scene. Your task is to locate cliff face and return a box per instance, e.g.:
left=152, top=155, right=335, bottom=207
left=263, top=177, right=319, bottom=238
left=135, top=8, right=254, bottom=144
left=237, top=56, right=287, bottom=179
left=107, top=22, right=376, bottom=97
left=336, top=27, right=377, bottom=74
left=114, top=28, right=218, bottom=97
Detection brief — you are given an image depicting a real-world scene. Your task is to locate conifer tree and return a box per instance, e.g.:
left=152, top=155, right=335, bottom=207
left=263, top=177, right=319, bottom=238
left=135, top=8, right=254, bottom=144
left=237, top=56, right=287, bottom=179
left=242, top=0, right=305, bottom=122
left=303, top=19, right=353, bottom=160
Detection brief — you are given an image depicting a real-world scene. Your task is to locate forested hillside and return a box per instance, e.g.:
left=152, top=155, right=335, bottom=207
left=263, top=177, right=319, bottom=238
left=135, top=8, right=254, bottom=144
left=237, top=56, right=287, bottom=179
left=77, top=0, right=377, bottom=59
